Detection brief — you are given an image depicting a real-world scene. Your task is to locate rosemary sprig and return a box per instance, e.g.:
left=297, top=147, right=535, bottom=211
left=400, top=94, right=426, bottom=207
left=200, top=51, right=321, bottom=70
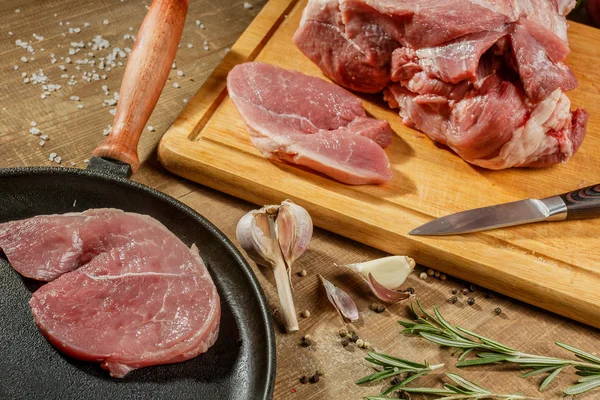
left=366, top=372, right=539, bottom=399
left=400, top=300, right=600, bottom=395
left=357, top=351, right=444, bottom=395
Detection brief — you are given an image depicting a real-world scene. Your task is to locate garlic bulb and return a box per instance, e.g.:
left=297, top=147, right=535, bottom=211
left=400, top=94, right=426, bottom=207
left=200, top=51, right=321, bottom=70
left=344, top=256, right=415, bottom=290
left=236, top=200, right=313, bottom=333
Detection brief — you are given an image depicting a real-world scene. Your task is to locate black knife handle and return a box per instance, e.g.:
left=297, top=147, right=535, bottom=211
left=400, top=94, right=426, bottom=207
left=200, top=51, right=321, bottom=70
left=560, top=184, right=600, bottom=220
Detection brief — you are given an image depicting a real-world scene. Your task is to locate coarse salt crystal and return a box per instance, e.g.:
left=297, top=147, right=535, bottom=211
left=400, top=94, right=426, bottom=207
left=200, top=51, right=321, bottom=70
left=183, top=98, right=188, bottom=104
left=15, top=9, right=20, bottom=13
left=40, top=134, right=48, bottom=140
left=39, top=140, right=45, bottom=147
left=31, top=121, right=37, bottom=127
left=70, top=95, right=80, bottom=101
left=29, top=127, right=40, bottom=135
left=195, top=20, right=201, bottom=25
left=103, top=19, right=109, bottom=25
left=173, top=82, right=180, bottom=88
left=187, top=43, right=193, bottom=48
left=49, top=152, right=57, bottom=161
left=84, top=22, right=90, bottom=27
left=103, top=125, right=112, bottom=136
left=204, top=45, right=209, bottom=51
left=77, top=104, right=83, bottom=109
left=54, top=156, right=62, bottom=164
left=41, top=94, right=46, bottom=99
left=171, top=62, right=177, bottom=69
left=109, top=108, right=116, bottom=115
left=8, top=32, right=13, bottom=36
left=146, top=126, right=154, bottom=132
left=243, top=2, right=253, bottom=9
left=13, top=65, right=19, bottom=70
left=84, top=159, right=90, bottom=163
left=177, top=70, right=184, bottom=77
left=20, top=56, right=28, bottom=63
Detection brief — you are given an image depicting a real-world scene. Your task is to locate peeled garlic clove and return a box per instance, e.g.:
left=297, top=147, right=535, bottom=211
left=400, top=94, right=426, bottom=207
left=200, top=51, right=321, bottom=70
left=367, top=273, right=411, bottom=303
left=276, top=199, right=313, bottom=268
left=319, top=274, right=359, bottom=322
left=344, top=256, right=415, bottom=290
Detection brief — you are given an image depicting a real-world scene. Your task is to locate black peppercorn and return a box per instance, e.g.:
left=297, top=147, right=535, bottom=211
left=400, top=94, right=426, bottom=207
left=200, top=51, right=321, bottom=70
left=341, top=338, right=350, bottom=347
left=484, top=292, right=494, bottom=299
left=406, top=287, right=415, bottom=294
left=449, top=296, right=458, bottom=304
left=390, top=377, right=400, bottom=386
left=462, top=288, right=469, bottom=296
left=299, top=376, right=308, bottom=384
left=494, top=307, right=502, bottom=315
left=451, top=288, right=458, bottom=295
left=349, top=333, right=359, bottom=343
left=469, top=284, right=476, bottom=292
left=467, top=297, right=475, bottom=306
left=301, top=338, right=312, bottom=347
left=309, top=374, right=320, bottom=383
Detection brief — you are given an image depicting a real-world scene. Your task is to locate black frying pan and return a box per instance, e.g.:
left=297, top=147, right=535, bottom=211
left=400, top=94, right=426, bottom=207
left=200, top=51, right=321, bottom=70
left=0, top=1, right=275, bottom=399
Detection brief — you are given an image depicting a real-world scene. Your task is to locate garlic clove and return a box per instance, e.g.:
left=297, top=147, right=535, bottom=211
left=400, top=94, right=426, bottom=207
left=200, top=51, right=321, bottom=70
left=276, top=199, right=313, bottom=268
left=343, top=256, right=415, bottom=290
left=319, top=274, right=359, bottom=322
left=367, top=273, right=411, bottom=303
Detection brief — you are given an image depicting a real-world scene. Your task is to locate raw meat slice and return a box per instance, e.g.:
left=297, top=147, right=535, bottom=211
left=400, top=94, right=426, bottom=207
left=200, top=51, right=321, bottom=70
left=227, top=62, right=393, bottom=185
left=1, top=209, right=220, bottom=377
left=294, top=0, right=588, bottom=169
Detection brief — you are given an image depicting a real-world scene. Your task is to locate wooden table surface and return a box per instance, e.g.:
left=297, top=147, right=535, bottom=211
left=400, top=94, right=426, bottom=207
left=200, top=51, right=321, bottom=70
left=0, top=1, right=598, bottom=399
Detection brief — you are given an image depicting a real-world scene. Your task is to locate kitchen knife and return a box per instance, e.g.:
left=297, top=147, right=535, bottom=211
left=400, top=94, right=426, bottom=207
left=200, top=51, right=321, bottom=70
left=409, top=184, right=600, bottom=236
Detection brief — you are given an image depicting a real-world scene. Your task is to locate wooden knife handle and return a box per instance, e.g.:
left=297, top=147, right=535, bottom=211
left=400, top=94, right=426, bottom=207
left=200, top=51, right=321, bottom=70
left=561, top=184, right=600, bottom=220
left=92, top=0, right=188, bottom=173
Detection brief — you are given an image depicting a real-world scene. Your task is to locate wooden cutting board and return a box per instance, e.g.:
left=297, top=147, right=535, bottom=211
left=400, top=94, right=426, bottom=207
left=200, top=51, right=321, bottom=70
left=158, top=0, right=600, bottom=327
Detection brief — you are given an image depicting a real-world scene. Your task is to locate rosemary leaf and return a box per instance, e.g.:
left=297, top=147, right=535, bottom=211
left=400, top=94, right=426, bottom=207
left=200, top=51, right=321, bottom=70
left=355, top=368, right=403, bottom=384
left=420, top=332, right=479, bottom=349
left=446, top=372, right=491, bottom=394
left=563, top=378, right=600, bottom=395
left=443, top=383, right=475, bottom=395
left=539, top=366, right=564, bottom=391
left=367, top=352, right=427, bottom=369
left=399, top=387, right=457, bottom=395
left=458, top=348, right=474, bottom=361
left=521, top=366, right=560, bottom=378
left=381, top=370, right=429, bottom=395
left=578, top=374, right=600, bottom=383
left=456, top=355, right=512, bottom=367
left=555, top=342, right=600, bottom=365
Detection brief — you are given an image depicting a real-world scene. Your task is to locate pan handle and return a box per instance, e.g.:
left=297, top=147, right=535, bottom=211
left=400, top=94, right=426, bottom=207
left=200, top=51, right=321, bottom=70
left=92, top=0, right=189, bottom=173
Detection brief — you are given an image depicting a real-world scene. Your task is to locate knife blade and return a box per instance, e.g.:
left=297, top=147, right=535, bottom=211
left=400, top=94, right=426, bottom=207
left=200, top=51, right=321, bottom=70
left=409, top=184, right=600, bottom=236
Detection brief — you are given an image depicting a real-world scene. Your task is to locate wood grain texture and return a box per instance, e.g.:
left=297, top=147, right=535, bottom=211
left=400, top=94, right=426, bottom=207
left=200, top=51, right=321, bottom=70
left=92, top=0, right=188, bottom=172
left=2, top=1, right=600, bottom=400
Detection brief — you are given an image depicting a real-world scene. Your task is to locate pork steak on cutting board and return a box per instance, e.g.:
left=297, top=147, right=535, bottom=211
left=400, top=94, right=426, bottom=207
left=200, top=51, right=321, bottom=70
left=227, top=61, right=394, bottom=185
left=0, top=209, right=220, bottom=378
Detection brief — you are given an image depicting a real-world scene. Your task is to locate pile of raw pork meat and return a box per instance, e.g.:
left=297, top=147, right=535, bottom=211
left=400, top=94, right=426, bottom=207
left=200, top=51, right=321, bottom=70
left=0, top=209, right=220, bottom=377
left=294, top=0, right=588, bottom=170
